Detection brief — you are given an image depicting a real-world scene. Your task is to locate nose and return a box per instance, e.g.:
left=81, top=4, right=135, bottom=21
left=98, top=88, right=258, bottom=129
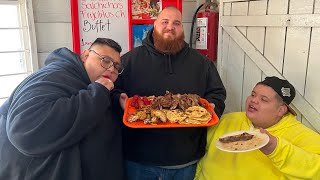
left=107, top=65, right=116, bottom=74
left=166, top=22, right=175, bottom=30
left=250, top=96, right=259, bottom=104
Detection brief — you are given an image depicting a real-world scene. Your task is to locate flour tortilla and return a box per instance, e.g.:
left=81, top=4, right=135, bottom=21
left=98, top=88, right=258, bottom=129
left=215, top=131, right=270, bottom=152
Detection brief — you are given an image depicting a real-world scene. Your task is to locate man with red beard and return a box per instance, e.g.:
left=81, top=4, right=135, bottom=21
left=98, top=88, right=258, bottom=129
left=195, top=76, right=320, bottom=180
left=113, top=6, right=226, bottom=180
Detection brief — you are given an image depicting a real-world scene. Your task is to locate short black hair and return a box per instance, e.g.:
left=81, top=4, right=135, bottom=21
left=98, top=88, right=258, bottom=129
left=90, top=38, right=122, bottom=53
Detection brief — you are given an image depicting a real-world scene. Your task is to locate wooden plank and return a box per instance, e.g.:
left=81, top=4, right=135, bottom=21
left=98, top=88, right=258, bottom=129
left=219, top=30, right=230, bottom=84
left=267, top=0, right=288, bottom=15
left=35, top=22, right=73, bottom=53
left=242, top=56, right=262, bottom=111
left=221, top=14, right=320, bottom=27
left=264, top=0, right=288, bottom=73
left=264, top=27, right=286, bottom=73
left=302, top=117, right=319, bottom=133
left=222, top=0, right=249, bottom=113
left=305, top=28, right=320, bottom=113
left=218, top=1, right=231, bottom=75
left=231, top=1, right=248, bottom=16
left=223, top=3, right=232, bottom=16
left=315, top=0, right=320, bottom=14
left=248, top=0, right=267, bottom=15
left=231, top=2, right=248, bottom=35
left=224, top=38, right=244, bottom=113
left=222, top=26, right=320, bottom=130
left=25, top=0, right=39, bottom=71
left=32, top=0, right=71, bottom=23
left=240, top=0, right=267, bottom=111
left=247, top=0, right=266, bottom=54
left=283, top=27, right=310, bottom=95
left=289, top=0, right=314, bottom=14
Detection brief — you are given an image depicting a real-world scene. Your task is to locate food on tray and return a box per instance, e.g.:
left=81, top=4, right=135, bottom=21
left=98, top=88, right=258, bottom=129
left=219, top=132, right=254, bottom=143
left=127, top=91, right=212, bottom=125
left=215, top=131, right=270, bottom=152
left=166, top=109, right=187, bottom=123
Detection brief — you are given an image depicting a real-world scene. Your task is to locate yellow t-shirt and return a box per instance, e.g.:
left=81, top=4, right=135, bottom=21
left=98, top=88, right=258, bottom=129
left=195, top=112, right=320, bottom=180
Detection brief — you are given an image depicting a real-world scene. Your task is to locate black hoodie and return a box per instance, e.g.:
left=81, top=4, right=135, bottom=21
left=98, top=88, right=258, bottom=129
left=0, top=48, right=124, bottom=180
left=114, top=29, right=226, bottom=166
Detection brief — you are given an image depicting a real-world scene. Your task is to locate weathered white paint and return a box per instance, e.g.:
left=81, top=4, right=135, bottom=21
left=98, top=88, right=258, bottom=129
left=267, top=0, right=288, bottom=15
left=35, top=22, right=73, bottom=53
left=289, top=0, right=314, bottom=14
left=283, top=27, right=310, bottom=95
left=305, top=28, right=320, bottom=113
left=241, top=56, right=262, bottom=111
left=24, top=0, right=39, bottom=71
left=264, top=27, right=286, bottom=73
left=33, top=0, right=70, bottom=22
left=221, top=0, right=248, bottom=113
left=221, top=14, right=320, bottom=27
left=315, top=0, right=320, bottom=13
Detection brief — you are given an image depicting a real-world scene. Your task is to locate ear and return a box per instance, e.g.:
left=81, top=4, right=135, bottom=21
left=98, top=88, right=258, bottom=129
left=278, top=104, right=288, bottom=117
left=81, top=49, right=90, bottom=63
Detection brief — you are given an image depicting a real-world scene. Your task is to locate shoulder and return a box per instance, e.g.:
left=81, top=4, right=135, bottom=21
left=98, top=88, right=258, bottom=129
left=121, top=46, right=147, bottom=60
left=221, top=112, right=246, bottom=120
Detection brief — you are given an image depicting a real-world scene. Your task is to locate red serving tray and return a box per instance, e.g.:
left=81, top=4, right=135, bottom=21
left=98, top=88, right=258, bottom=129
left=123, top=97, right=219, bottom=128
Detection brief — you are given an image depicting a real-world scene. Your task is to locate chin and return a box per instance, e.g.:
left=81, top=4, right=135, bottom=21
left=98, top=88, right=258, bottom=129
left=245, top=111, right=255, bottom=120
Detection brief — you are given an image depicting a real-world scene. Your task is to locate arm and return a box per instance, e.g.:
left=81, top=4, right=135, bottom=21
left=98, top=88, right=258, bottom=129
left=7, top=76, right=111, bottom=157
left=262, top=128, right=320, bottom=179
left=204, top=61, right=226, bottom=117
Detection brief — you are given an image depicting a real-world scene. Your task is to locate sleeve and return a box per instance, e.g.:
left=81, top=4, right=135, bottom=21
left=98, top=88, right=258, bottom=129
left=6, top=77, right=111, bottom=157
left=204, top=61, right=226, bottom=117
left=267, top=130, right=320, bottom=179
left=112, top=53, right=129, bottom=115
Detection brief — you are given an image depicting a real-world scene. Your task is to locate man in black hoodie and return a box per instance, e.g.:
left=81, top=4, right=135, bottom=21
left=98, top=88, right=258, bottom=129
left=0, top=38, right=125, bottom=180
left=113, top=7, right=226, bottom=180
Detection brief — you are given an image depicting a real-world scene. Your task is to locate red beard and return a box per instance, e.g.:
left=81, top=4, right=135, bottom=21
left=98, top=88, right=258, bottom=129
left=152, top=29, right=185, bottom=54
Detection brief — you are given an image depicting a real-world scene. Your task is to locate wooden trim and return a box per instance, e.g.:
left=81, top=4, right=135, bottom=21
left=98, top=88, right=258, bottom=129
left=222, top=26, right=320, bottom=130
left=24, top=0, right=39, bottom=71
left=221, top=14, right=320, bottom=27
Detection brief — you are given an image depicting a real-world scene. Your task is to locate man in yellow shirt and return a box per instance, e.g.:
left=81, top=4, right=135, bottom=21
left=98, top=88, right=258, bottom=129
left=195, top=76, right=320, bottom=180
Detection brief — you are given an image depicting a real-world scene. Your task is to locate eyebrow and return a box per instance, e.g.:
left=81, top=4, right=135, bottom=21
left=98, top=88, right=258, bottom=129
left=252, top=90, right=270, bottom=100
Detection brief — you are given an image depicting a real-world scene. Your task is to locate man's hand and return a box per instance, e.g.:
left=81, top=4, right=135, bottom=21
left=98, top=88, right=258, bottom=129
left=95, top=77, right=114, bottom=91
left=259, top=128, right=277, bottom=155
left=210, top=103, right=215, bottom=109
left=120, top=93, right=128, bottom=110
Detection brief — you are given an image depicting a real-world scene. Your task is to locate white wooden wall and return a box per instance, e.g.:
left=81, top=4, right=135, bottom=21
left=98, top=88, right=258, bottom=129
left=32, top=0, right=202, bottom=67
left=218, top=0, right=320, bottom=133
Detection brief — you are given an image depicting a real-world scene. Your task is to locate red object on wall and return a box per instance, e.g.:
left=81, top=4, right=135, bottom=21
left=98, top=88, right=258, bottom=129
left=195, top=3, right=219, bottom=61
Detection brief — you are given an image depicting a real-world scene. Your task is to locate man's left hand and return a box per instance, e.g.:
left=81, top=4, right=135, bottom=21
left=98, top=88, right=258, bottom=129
left=259, top=128, right=277, bottom=155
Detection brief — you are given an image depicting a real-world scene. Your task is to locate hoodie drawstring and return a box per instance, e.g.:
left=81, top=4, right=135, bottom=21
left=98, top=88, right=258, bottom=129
left=164, top=54, right=174, bottom=74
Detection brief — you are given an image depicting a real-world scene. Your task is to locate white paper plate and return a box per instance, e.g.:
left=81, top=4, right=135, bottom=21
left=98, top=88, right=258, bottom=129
left=215, top=130, right=270, bottom=153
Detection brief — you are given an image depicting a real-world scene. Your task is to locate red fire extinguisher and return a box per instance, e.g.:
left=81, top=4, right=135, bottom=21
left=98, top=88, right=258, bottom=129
left=190, top=1, right=219, bottom=61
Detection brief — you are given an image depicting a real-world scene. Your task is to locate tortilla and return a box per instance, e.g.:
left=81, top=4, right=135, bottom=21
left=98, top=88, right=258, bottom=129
left=215, top=131, right=270, bottom=152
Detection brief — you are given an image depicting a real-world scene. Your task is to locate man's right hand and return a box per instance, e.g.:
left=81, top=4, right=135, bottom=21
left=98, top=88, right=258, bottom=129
left=120, top=93, right=128, bottom=110
left=95, top=76, right=114, bottom=91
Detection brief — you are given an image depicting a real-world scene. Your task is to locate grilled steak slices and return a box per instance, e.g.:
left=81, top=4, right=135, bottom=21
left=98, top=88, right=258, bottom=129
left=219, top=132, right=254, bottom=143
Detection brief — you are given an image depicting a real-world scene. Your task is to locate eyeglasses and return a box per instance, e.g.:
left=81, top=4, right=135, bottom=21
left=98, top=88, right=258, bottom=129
left=89, top=49, right=124, bottom=75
